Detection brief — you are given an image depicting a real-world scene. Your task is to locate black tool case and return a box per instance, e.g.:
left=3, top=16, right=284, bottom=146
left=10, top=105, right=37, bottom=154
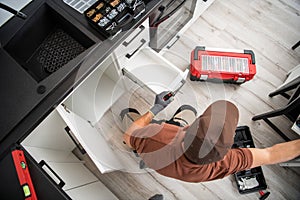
left=232, top=126, right=268, bottom=194
left=84, top=0, right=145, bottom=38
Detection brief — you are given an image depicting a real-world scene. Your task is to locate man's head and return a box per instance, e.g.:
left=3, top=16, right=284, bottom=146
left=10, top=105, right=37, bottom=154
left=183, top=100, right=239, bottom=165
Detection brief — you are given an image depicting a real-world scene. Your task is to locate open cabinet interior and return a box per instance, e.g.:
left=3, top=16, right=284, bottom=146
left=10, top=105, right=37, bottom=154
left=63, top=55, right=125, bottom=125
left=21, top=110, right=118, bottom=199
left=119, top=47, right=189, bottom=94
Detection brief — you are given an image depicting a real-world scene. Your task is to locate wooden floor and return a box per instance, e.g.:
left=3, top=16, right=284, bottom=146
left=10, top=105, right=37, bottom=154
left=76, top=0, right=300, bottom=199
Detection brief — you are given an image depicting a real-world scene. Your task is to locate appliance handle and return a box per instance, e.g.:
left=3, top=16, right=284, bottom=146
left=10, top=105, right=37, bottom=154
left=151, top=0, right=186, bottom=27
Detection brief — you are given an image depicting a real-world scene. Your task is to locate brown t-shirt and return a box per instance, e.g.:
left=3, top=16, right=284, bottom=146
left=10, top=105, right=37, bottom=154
left=130, top=123, right=253, bottom=183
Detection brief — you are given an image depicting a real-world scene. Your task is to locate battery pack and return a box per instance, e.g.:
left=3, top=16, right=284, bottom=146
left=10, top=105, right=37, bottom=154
left=190, top=46, right=256, bottom=84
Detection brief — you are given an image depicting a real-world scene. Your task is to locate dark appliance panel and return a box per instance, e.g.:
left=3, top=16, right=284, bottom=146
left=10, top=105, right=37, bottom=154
left=149, top=0, right=197, bottom=52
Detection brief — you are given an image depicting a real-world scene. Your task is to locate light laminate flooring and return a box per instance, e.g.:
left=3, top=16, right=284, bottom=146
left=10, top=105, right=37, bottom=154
left=75, top=0, right=300, bottom=199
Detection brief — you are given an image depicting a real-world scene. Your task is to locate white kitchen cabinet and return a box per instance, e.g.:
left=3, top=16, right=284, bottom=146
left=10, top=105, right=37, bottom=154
left=51, top=17, right=189, bottom=178
left=46, top=15, right=189, bottom=176
left=50, top=52, right=126, bottom=175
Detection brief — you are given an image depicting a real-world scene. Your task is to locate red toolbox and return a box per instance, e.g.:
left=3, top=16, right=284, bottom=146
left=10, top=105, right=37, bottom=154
left=190, top=46, right=256, bottom=84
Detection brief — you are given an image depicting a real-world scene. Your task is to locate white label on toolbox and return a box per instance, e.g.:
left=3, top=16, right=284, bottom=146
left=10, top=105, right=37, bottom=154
left=201, top=55, right=249, bottom=73
left=236, top=77, right=245, bottom=83
left=200, top=75, right=208, bottom=80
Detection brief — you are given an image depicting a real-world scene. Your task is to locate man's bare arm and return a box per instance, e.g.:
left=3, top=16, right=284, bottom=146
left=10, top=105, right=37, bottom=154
left=248, top=139, right=300, bottom=168
left=123, top=111, right=154, bottom=148
left=123, top=91, right=174, bottom=148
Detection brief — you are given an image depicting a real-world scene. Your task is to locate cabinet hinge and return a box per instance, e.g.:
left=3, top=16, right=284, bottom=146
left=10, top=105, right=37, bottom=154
left=87, top=120, right=94, bottom=128
left=62, top=103, right=70, bottom=113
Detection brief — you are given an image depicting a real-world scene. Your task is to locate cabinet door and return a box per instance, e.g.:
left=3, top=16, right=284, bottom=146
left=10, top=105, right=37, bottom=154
left=63, top=55, right=125, bottom=125
left=193, top=0, right=215, bottom=21
left=56, top=105, right=122, bottom=173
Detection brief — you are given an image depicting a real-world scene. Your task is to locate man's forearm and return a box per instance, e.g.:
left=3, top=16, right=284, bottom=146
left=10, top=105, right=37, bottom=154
left=131, top=111, right=155, bottom=128
left=123, top=111, right=154, bottom=147
left=122, top=91, right=173, bottom=148
left=249, top=139, right=300, bottom=168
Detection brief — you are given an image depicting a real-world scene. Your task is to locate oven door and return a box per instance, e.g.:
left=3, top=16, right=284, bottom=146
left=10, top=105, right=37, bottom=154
left=149, top=0, right=197, bottom=52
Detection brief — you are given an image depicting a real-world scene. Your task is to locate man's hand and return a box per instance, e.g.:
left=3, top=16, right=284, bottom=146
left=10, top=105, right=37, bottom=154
left=150, top=91, right=174, bottom=116
left=123, top=91, right=174, bottom=148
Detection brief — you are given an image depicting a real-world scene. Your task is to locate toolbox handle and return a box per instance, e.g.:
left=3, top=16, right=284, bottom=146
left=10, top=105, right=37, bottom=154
left=244, top=50, right=256, bottom=64
left=193, top=46, right=206, bottom=60
left=39, top=160, right=65, bottom=189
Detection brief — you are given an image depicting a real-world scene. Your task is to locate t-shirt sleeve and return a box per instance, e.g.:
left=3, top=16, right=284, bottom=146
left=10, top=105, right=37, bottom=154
left=129, top=123, right=181, bottom=153
left=129, top=131, right=144, bottom=150
left=129, top=123, right=162, bottom=151
left=225, top=148, right=253, bottom=174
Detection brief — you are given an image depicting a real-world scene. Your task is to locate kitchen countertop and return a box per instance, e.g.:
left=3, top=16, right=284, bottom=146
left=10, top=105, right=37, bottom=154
left=0, top=0, right=161, bottom=155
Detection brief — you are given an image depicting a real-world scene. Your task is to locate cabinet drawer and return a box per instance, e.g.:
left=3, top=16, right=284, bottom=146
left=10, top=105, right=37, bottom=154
left=121, top=47, right=188, bottom=94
